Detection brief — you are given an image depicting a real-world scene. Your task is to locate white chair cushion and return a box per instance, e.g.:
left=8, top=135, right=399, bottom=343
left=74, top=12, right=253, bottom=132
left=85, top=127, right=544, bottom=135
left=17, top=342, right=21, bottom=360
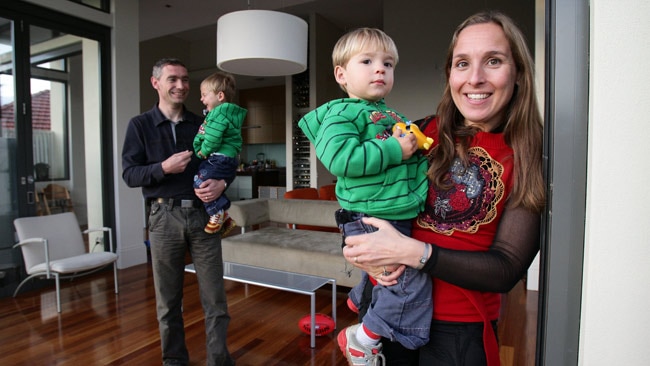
left=27, top=252, right=118, bottom=275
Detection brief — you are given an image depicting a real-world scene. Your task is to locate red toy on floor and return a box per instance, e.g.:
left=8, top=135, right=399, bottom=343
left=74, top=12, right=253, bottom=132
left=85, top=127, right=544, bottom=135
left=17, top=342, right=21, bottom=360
left=298, top=313, right=335, bottom=336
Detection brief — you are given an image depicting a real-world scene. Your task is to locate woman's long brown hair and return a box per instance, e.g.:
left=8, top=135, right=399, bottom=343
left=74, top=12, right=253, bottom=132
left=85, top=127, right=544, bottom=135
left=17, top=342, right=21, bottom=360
left=430, top=11, right=545, bottom=212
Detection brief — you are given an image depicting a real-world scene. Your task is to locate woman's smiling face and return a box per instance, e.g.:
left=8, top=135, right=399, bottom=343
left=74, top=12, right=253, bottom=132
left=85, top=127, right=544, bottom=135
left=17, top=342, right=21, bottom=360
left=449, top=22, right=517, bottom=132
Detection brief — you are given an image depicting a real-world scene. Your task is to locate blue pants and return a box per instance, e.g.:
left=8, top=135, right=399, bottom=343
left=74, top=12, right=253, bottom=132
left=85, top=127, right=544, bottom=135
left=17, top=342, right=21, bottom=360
left=148, top=201, right=234, bottom=365
left=338, top=210, right=433, bottom=350
left=193, top=154, right=237, bottom=216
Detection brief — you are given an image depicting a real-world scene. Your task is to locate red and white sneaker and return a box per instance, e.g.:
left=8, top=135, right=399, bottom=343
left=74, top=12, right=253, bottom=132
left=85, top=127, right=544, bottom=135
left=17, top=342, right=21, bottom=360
left=205, top=211, right=227, bottom=234
left=219, top=216, right=237, bottom=237
left=337, top=324, right=385, bottom=366
left=347, top=298, right=360, bottom=314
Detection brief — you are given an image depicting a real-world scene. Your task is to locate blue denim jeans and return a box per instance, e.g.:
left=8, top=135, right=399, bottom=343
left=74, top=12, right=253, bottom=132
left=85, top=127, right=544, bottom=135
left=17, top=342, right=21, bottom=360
left=339, top=211, right=433, bottom=350
left=193, top=154, right=238, bottom=216
left=148, top=201, right=234, bottom=366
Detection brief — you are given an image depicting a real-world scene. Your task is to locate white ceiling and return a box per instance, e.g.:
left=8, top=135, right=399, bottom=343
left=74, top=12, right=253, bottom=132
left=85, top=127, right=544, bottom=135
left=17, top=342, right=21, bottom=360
left=138, top=0, right=383, bottom=88
left=138, top=0, right=383, bottom=42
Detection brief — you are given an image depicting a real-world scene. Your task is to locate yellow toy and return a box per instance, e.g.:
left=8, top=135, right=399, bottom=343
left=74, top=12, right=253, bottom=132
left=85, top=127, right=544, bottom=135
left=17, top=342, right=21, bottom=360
left=393, top=121, right=434, bottom=150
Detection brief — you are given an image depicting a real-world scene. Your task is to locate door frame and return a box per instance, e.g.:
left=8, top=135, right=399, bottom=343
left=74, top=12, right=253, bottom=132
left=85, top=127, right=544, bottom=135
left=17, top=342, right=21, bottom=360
left=0, top=0, right=114, bottom=237
left=537, top=0, right=589, bottom=364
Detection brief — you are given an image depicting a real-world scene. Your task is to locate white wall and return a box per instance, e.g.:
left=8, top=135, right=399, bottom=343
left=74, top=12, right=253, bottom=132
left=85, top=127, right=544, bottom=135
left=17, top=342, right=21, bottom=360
left=111, top=0, right=149, bottom=268
left=581, top=1, right=650, bottom=365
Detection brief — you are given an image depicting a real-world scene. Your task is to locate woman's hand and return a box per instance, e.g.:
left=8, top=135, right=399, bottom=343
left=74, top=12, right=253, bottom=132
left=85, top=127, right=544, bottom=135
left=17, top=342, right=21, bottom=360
left=343, top=217, right=422, bottom=284
left=343, top=217, right=405, bottom=265
left=195, top=178, right=226, bottom=203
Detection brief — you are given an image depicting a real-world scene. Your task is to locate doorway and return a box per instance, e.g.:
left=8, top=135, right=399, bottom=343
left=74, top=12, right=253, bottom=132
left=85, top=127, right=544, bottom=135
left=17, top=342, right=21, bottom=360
left=0, top=3, right=113, bottom=296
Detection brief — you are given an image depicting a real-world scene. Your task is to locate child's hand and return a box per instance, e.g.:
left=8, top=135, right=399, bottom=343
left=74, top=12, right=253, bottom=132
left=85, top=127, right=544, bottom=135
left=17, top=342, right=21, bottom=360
left=393, top=121, right=434, bottom=150
left=392, top=126, right=417, bottom=160
left=376, top=265, right=405, bottom=286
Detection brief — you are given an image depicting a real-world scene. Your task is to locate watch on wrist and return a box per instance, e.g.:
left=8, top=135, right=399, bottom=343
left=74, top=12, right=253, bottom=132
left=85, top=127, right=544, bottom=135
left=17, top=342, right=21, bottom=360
left=416, top=243, right=430, bottom=270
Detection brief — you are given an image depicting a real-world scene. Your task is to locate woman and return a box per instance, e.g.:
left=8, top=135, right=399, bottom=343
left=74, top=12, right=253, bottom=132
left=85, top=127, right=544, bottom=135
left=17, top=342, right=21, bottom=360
left=343, top=11, right=545, bottom=366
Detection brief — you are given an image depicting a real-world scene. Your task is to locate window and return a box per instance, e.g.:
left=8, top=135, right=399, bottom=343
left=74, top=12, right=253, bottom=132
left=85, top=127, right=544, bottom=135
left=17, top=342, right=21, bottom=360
left=66, top=0, right=109, bottom=13
left=30, top=78, right=69, bottom=181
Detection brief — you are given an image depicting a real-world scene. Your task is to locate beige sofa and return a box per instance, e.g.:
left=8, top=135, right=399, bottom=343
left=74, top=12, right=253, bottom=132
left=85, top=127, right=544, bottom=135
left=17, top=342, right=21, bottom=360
left=222, top=198, right=361, bottom=288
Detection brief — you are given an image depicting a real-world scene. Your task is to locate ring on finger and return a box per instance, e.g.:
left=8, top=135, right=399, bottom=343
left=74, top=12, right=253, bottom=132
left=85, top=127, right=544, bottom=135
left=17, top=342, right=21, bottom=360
left=354, top=256, right=358, bottom=263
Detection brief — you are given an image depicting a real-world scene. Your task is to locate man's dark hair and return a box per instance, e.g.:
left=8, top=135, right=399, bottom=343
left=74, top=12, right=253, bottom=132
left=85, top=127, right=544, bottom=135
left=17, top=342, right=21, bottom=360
left=152, top=58, right=186, bottom=79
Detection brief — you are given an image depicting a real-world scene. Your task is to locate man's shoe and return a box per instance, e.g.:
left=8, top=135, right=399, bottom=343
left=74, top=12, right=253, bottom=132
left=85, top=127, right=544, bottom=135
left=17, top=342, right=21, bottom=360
left=337, top=324, right=385, bottom=366
left=205, top=211, right=226, bottom=234
left=219, top=217, right=237, bottom=237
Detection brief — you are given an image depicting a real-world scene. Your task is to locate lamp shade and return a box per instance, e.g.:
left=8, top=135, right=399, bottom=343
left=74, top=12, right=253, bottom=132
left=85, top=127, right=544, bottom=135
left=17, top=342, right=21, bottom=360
left=217, top=10, right=308, bottom=77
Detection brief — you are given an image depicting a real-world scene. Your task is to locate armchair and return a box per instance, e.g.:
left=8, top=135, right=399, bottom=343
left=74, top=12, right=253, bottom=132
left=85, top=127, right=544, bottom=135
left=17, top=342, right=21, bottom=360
left=13, top=212, right=119, bottom=312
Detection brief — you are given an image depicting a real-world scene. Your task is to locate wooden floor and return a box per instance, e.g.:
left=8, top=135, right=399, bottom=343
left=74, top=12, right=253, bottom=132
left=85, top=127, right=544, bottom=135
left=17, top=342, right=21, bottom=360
left=0, top=262, right=537, bottom=365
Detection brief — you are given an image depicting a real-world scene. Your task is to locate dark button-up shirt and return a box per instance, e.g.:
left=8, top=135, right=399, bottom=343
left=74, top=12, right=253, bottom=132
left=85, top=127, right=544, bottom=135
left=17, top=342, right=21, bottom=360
left=122, top=104, right=203, bottom=200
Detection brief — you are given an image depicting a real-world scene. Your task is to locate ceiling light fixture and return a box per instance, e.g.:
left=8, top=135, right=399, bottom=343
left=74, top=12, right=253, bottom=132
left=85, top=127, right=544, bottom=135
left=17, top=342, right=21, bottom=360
left=216, top=8, right=308, bottom=77
left=217, top=10, right=308, bottom=76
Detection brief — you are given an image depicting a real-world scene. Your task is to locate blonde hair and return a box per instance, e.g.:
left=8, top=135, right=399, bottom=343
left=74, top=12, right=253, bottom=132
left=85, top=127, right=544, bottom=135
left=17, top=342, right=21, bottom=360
left=332, top=28, right=399, bottom=92
left=431, top=11, right=545, bottom=212
left=201, top=71, right=236, bottom=102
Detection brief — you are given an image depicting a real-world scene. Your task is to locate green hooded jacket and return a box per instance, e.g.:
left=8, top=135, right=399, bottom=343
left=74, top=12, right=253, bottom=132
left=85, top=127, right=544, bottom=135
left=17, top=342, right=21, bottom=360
left=193, top=102, right=246, bottom=159
left=299, top=98, right=428, bottom=220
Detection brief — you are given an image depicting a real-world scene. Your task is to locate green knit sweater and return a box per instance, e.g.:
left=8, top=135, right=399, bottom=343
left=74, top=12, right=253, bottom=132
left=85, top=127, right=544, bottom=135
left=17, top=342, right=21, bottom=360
left=193, top=102, right=246, bottom=159
left=299, top=98, right=428, bottom=220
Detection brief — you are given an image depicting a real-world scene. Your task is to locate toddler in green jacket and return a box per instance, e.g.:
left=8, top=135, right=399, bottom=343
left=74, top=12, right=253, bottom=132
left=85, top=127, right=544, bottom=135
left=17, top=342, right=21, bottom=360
left=298, top=27, right=432, bottom=366
left=193, top=72, right=245, bottom=235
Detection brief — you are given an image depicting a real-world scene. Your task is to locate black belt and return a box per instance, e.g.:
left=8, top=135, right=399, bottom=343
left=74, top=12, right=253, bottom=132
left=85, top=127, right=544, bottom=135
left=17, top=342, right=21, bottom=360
left=151, top=197, right=203, bottom=208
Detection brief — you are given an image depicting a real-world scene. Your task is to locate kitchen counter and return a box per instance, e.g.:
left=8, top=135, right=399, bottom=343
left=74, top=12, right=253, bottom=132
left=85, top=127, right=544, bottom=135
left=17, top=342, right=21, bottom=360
left=235, top=168, right=286, bottom=199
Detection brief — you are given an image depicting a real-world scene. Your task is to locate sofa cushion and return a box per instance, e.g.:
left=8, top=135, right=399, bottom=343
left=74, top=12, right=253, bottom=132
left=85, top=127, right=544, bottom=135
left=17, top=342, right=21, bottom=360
left=221, top=226, right=360, bottom=288
left=225, top=226, right=342, bottom=254
left=227, top=199, right=271, bottom=227
left=267, top=199, right=339, bottom=227
left=223, top=198, right=360, bottom=288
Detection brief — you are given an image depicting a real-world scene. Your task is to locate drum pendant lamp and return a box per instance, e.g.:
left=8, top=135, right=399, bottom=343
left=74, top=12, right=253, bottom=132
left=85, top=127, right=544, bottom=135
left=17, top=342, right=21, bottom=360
left=216, top=10, right=308, bottom=77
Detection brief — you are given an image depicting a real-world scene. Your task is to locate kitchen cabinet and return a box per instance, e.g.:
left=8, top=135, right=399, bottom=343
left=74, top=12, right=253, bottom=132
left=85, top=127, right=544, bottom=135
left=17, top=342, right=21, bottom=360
left=239, top=85, right=285, bottom=144
left=228, top=175, right=252, bottom=201
left=233, top=169, right=285, bottom=200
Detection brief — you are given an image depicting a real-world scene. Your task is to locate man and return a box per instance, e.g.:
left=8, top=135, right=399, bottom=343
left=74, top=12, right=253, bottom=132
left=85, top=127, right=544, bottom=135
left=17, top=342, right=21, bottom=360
left=122, top=58, right=234, bottom=366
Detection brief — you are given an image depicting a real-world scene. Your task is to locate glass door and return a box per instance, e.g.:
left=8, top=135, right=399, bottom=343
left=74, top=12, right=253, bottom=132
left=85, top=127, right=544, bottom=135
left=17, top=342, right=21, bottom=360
left=0, top=16, right=23, bottom=286
left=0, top=9, right=110, bottom=296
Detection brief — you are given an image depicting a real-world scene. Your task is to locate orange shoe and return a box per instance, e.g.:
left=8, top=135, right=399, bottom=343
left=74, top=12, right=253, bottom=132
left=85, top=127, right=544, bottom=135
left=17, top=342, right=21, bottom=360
left=205, top=211, right=226, bottom=234
left=219, top=216, right=237, bottom=237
